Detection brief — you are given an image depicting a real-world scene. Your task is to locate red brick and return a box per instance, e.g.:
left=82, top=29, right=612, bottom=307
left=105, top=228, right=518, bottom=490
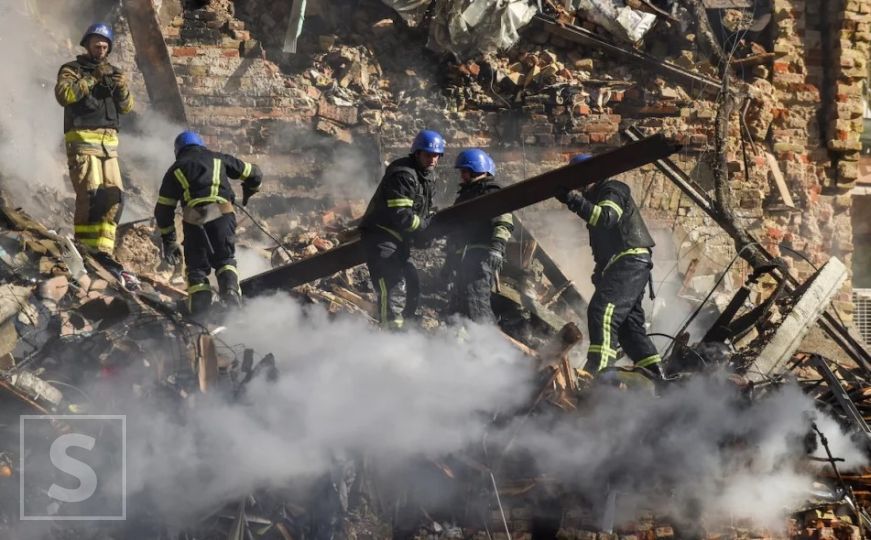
left=221, top=49, right=240, bottom=58
left=589, top=132, right=608, bottom=143
left=172, top=46, right=198, bottom=57
left=574, top=103, right=591, bottom=116
left=773, top=61, right=791, bottom=73
left=317, top=97, right=358, bottom=125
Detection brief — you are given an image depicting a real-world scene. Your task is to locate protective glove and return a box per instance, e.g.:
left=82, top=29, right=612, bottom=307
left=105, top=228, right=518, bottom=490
left=418, top=211, right=436, bottom=232
left=162, top=236, right=182, bottom=266
left=555, top=187, right=585, bottom=212
left=81, top=74, right=99, bottom=89
left=94, top=63, right=115, bottom=80
left=554, top=186, right=572, bottom=204
left=242, top=184, right=258, bottom=206
left=486, top=250, right=503, bottom=273
left=111, top=70, right=127, bottom=88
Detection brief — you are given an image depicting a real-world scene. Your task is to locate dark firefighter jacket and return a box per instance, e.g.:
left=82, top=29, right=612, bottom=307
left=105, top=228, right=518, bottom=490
left=566, top=179, right=655, bottom=273
left=154, top=146, right=262, bottom=239
left=55, top=55, right=134, bottom=134
left=359, top=156, right=434, bottom=243
left=445, top=177, right=514, bottom=267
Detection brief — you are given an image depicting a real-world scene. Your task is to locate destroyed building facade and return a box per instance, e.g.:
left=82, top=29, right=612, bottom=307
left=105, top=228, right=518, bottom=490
left=90, top=0, right=871, bottom=351
left=1, top=1, right=871, bottom=538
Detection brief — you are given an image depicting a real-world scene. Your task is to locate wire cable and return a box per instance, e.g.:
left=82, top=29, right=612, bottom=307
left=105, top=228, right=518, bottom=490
left=663, top=242, right=761, bottom=359
left=232, top=202, right=294, bottom=263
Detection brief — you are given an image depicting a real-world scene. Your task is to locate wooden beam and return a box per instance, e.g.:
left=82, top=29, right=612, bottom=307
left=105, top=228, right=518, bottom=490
left=241, top=134, right=679, bottom=296
left=122, top=0, right=188, bottom=123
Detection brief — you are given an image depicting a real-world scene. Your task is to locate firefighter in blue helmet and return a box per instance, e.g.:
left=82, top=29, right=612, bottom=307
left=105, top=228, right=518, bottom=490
left=154, top=131, right=263, bottom=315
left=555, top=153, right=665, bottom=379
left=359, top=129, right=445, bottom=330
left=55, top=23, right=134, bottom=258
left=442, top=149, right=513, bottom=323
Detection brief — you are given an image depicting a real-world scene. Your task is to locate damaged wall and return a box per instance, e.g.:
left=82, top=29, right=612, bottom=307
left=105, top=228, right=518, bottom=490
left=96, top=0, right=868, bottom=337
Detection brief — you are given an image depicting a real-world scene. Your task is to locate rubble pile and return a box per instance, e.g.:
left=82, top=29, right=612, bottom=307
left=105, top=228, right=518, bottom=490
left=3, top=188, right=871, bottom=539
left=1, top=0, right=869, bottom=536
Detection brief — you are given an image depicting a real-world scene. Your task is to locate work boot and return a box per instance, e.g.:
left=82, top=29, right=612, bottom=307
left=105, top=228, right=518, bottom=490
left=187, top=288, right=213, bottom=316
left=221, top=290, right=242, bottom=309
left=649, top=362, right=666, bottom=380
left=217, top=267, right=240, bottom=297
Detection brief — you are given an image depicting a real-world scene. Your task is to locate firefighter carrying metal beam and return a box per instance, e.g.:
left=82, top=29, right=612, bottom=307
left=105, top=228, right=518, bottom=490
left=154, top=131, right=263, bottom=316
left=55, top=23, right=134, bottom=263
left=555, top=154, right=665, bottom=379
left=359, top=129, right=444, bottom=330
left=442, top=149, right=514, bottom=323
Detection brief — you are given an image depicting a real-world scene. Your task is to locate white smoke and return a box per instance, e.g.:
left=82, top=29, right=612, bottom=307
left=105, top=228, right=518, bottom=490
left=0, top=1, right=70, bottom=218
left=235, top=245, right=273, bottom=278
left=9, top=294, right=867, bottom=539
left=118, top=111, right=185, bottom=218
left=316, top=143, right=380, bottom=201
left=507, top=374, right=866, bottom=530
left=122, top=294, right=535, bottom=523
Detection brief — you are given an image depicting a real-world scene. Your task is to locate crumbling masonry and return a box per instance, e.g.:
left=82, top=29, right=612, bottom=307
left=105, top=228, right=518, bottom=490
left=104, top=0, right=871, bottom=348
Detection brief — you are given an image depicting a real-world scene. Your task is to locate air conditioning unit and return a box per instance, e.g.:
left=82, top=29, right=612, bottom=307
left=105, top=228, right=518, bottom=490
left=854, top=288, right=871, bottom=347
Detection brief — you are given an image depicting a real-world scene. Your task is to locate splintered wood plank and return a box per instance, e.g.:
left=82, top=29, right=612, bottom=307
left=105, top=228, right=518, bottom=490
left=765, top=152, right=796, bottom=208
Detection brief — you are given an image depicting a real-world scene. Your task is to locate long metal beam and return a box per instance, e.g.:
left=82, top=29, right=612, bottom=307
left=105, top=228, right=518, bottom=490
left=623, top=126, right=871, bottom=372
left=122, top=0, right=188, bottom=123
left=812, top=354, right=871, bottom=435
left=241, top=133, right=680, bottom=296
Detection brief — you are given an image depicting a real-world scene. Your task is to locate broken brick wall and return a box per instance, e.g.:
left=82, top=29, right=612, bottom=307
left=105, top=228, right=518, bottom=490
left=105, top=0, right=866, bottom=325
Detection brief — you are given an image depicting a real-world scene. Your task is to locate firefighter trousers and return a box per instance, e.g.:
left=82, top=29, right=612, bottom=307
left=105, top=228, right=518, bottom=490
left=587, top=254, right=661, bottom=372
left=182, top=213, right=239, bottom=314
left=363, top=233, right=419, bottom=330
left=66, top=145, right=124, bottom=255
left=449, top=249, right=497, bottom=323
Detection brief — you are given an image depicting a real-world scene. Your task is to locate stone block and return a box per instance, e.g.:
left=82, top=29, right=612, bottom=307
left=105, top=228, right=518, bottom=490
left=315, top=118, right=353, bottom=144
left=317, top=97, right=359, bottom=125
left=828, top=139, right=862, bottom=152
left=172, top=46, right=199, bottom=57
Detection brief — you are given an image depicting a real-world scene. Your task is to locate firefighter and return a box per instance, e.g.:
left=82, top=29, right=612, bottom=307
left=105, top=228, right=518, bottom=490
left=54, top=23, right=134, bottom=260
left=555, top=154, right=665, bottom=379
left=154, top=131, right=262, bottom=315
left=359, top=129, right=445, bottom=330
left=442, top=149, right=513, bottom=323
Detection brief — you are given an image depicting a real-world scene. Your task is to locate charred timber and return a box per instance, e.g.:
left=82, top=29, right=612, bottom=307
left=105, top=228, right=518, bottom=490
left=241, top=134, right=680, bottom=296
left=122, top=0, right=188, bottom=123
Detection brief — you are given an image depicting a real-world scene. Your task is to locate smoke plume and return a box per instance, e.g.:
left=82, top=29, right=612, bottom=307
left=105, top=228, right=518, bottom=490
left=10, top=294, right=867, bottom=539
left=507, top=374, right=865, bottom=530
left=0, top=1, right=70, bottom=217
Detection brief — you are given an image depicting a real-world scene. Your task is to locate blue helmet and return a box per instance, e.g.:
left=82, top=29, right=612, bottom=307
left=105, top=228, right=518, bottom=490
left=80, top=23, right=114, bottom=52
left=410, top=130, right=446, bottom=155
left=454, top=148, right=496, bottom=176
left=174, top=131, right=205, bottom=156
left=570, top=153, right=593, bottom=165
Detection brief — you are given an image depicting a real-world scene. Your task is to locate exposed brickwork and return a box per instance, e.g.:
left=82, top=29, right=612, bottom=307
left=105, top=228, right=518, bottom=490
left=105, top=0, right=866, bottom=327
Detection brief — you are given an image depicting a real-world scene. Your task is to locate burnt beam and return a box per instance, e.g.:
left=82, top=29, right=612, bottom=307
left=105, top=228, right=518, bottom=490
left=241, top=134, right=680, bottom=296
left=122, top=0, right=188, bottom=123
